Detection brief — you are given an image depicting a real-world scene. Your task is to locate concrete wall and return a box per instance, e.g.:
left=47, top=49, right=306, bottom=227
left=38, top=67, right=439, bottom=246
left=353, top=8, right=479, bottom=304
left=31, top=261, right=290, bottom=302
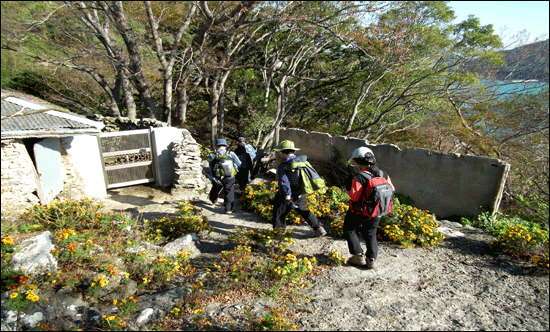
left=280, top=128, right=510, bottom=218
left=151, top=127, right=184, bottom=187
left=61, top=135, right=107, bottom=198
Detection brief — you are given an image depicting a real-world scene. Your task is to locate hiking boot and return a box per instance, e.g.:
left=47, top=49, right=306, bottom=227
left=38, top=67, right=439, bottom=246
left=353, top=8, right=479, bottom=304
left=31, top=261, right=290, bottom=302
left=315, top=226, right=327, bottom=237
left=348, top=254, right=366, bottom=266
left=226, top=210, right=233, bottom=214
left=366, top=258, right=376, bottom=270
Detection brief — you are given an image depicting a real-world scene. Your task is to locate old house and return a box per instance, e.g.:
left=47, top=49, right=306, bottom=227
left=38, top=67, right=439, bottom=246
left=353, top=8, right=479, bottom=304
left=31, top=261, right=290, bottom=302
left=1, top=89, right=107, bottom=216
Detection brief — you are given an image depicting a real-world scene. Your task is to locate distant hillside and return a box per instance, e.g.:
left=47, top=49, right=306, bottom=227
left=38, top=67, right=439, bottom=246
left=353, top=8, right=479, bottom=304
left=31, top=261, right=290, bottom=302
left=496, top=39, right=549, bottom=83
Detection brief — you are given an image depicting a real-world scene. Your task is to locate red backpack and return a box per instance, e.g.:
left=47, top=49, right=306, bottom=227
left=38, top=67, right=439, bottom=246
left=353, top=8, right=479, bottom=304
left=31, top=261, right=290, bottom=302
left=350, top=170, right=394, bottom=217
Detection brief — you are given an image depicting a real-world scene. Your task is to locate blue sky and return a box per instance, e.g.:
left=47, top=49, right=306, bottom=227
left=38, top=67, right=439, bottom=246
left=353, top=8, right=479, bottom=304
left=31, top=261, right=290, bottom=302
left=447, top=1, right=549, bottom=47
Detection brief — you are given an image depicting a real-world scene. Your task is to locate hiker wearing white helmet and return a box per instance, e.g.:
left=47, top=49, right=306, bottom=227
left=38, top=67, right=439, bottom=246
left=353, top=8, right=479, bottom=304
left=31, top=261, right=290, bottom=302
left=272, top=140, right=327, bottom=237
left=344, top=146, right=395, bottom=269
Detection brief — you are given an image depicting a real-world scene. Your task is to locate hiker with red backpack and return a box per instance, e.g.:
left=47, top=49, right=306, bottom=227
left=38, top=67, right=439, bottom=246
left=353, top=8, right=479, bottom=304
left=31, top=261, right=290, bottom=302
left=272, top=140, right=327, bottom=237
left=345, top=147, right=395, bottom=269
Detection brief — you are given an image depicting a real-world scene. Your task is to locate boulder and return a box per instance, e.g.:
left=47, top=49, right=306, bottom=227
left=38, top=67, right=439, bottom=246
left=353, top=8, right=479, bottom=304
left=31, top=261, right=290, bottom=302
left=162, top=233, right=201, bottom=258
left=11, top=231, right=57, bottom=276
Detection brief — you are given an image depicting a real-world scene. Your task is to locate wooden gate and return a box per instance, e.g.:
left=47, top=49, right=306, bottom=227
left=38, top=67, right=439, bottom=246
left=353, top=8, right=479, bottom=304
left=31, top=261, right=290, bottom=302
left=99, top=129, right=156, bottom=189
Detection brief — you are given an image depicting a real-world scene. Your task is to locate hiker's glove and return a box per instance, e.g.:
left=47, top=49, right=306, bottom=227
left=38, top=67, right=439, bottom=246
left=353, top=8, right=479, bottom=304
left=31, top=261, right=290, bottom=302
left=285, top=200, right=298, bottom=209
left=345, top=174, right=354, bottom=191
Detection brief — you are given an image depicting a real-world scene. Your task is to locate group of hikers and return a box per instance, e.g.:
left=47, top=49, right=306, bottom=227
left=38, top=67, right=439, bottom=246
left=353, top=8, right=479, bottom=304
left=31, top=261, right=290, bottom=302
left=207, top=138, right=395, bottom=270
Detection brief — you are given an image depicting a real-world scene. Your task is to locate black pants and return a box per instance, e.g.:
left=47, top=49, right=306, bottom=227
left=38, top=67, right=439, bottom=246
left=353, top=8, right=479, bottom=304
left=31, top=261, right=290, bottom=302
left=209, top=176, right=235, bottom=212
left=236, top=167, right=251, bottom=189
left=272, top=193, right=320, bottom=231
left=343, top=209, right=381, bottom=260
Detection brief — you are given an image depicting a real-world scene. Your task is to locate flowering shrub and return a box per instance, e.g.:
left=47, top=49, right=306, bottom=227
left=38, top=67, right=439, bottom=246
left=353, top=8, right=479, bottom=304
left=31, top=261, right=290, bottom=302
left=227, top=227, right=295, bottom=251
left=492, top=224, right=549, bottom=271
left=462, top=211, right=549, bottom=273
left=21, top=198, right=102, bottom=231
left=379, top=205, right=445, bottom=248
left=217, top=244, right=254, bottom=283
left=250, top=306, right=298, bottom=331
left=4, top=278, right=41, bottom=312
left=240, top=182, right=277, bottom=221
left=267, top=253, right=316, bottom=283
left=150, top=200, right=212, bottom=241
left=242, top=182, right=445, bottom=249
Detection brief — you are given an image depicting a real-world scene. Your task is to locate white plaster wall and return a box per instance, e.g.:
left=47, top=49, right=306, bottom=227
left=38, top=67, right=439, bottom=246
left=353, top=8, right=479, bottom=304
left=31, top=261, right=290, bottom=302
left=151, top=127, right=184, bottom=186
left=61, top=135, right=107, bottom=198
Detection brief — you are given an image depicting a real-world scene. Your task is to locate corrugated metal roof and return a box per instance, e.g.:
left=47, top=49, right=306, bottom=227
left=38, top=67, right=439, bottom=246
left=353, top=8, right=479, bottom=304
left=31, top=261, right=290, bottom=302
left=1, top=89, right=103, bottom=138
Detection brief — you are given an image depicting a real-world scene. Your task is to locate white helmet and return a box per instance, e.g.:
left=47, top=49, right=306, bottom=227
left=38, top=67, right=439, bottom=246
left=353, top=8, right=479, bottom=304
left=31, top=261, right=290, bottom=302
left=349, top=147, right=375, bottom=164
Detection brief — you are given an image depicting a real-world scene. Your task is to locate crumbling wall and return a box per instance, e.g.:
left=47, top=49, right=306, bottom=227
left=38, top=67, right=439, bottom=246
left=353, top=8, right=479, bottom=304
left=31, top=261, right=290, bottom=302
left=89, top=114, right=167, bottom=132
left=280, top=128, right=510, bottom=218
left=1, top=139, right=40, bottom=216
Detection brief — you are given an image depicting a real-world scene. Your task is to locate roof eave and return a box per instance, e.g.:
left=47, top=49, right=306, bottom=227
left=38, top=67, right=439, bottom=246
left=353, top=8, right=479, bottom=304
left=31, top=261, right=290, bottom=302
left=1, top=128, right=100, bottom=139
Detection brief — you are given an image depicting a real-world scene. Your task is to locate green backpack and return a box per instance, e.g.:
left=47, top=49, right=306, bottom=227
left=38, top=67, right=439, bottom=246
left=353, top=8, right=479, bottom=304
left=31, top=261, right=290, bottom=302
left=285, top=156, right=327, bottom=195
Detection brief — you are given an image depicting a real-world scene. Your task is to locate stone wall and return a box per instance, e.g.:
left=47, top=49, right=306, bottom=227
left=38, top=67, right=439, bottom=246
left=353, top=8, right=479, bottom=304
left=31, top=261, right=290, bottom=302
left=1, top=139, right=40, bottom=216
left=280, top=128, right=510, bottom=218
left=89, top=114, right=167, bottom=132
left=171, top=129, right=206, bottom=196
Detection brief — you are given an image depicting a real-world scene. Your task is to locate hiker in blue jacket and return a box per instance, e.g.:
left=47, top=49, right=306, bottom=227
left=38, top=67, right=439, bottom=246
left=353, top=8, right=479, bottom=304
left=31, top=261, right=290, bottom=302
left=272, top=140, right=327, bottom=237
left=208, top=138, right=241, bottom=214
left=344, top=147, right=395, bottom=269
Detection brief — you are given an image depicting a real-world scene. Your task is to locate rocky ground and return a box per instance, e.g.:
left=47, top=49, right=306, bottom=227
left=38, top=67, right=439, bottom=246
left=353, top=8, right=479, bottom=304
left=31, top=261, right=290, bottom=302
left=97, top=178, right=549, bottom=331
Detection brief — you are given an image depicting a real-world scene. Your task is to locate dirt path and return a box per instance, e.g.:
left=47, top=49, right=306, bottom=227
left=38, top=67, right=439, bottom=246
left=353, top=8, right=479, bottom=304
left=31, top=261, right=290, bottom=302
left=98, top=182, right=549, bottom=331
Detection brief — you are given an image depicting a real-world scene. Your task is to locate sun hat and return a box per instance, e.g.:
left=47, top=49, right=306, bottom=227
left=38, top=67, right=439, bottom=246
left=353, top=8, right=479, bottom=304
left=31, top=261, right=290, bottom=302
left=215, top=138, right=228, bottom=146
left=273, top=140, right=300, bottom=152
left=348, top=146, right=375, bottom=164
left=237, top=137, right=246, bottom=142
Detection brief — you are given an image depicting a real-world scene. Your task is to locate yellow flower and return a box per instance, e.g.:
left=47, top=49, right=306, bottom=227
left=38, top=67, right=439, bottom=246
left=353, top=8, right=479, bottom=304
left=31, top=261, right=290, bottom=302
left=9, top=292, right=19, bottom=299
left=2, top=235, right=14, bottom=245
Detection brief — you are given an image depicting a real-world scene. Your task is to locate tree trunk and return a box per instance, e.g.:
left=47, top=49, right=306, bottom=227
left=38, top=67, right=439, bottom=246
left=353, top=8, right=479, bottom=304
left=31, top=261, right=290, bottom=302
left=121, top=70, right=137, bottom=119
left=110, top=1, right=158, bottom=119
left=163, top=76, right=173, bottom=125
left=218, top=94, right=225, bottom=137
left=175, top=85, right=188, bottom=127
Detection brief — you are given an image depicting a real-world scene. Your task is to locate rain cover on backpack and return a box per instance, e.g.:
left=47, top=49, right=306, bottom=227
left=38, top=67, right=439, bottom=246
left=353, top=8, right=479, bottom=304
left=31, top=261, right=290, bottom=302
left=213, top=152, right=237, bottom=177
left=350, top=171, right=393, bottom=217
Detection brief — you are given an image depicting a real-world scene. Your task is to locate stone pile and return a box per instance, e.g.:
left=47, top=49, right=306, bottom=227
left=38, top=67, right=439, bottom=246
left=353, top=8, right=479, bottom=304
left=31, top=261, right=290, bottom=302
left=171, top=130, right=206, bottom=195
left=88, top=115, right=167, bottom=132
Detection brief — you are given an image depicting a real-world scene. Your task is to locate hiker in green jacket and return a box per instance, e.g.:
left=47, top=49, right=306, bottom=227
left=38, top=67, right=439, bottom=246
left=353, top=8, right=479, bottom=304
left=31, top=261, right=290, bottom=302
left=272, top=140, right=327, bottom=237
